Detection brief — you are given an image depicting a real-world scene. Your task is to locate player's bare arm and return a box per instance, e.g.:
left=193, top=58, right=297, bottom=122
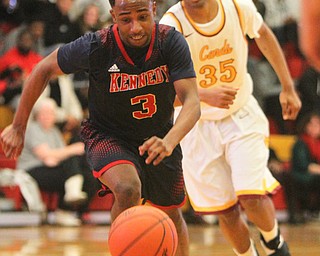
left=255, top=22, right=301, bottom=120
left=0, top=49, right=64, bottom=159
left=139, top=77, right=200, bottom=166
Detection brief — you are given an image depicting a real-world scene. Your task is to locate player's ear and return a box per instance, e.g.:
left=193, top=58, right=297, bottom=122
left=110, top=9, right=117, bottom=23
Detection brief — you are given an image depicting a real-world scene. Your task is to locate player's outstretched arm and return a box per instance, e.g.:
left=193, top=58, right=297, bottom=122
left=0, top=49, right=64, bottom=159
left=254, top=22, right=301, bottom=120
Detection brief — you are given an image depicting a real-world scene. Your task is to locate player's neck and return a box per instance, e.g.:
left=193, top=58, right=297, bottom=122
left=183, top=0, right=219, bottom=24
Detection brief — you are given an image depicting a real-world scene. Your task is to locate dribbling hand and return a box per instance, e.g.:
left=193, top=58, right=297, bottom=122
left=138, top=136, right=172, bottom=166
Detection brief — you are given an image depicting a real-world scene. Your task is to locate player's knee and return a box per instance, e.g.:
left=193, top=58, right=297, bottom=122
left=165, top=208, right=183, bottom=223
left=218, top=207, right=241, bottom=226
left=113, top=181, right=141, bottom=206
left=239, top=196, right=263, bottom=211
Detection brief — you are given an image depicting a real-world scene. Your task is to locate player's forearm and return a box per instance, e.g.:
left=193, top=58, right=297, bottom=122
left=164, top=97, right=200, bottom=150
left=255, top=23, right=295, bottom=91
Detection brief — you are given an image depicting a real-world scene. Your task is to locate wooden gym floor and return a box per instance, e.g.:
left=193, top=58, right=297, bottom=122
left=0, top=221, right=320, bottom=255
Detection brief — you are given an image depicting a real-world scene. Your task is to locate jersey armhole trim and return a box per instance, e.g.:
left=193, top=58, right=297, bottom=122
left=164, top=12, right=184, bottom=35
left=232, top=0, right=245, bottom=38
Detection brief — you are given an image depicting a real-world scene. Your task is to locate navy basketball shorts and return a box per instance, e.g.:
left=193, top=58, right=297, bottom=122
left=80, top=120, right=186, bottom=208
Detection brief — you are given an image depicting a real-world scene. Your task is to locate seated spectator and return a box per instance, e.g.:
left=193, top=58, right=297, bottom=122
left=38, top=74, right=84, bottom=134
left=17, top=98, right=91, bottom=226
left=0, top=0, right=25, bottom=35
left=0, top=29, right=42, bottom=108
left=1, top=16, right=45, bottom=56
left=69, top=0, right=111, bottom=25
left=291, top=111, right=320, bottom=221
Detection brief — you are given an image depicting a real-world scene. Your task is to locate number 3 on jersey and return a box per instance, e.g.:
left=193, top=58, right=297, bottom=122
left=199, top=59, right=237, bottom=88
left=131, top=94, right=157, bottom=119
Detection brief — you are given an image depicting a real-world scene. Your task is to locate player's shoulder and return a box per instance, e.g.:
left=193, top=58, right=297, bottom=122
left=157, top=23, right=184, bottom=45
left=231, top=0, right=257, bottom=12
left=158, top=23, right=175, bottom=35
left=95, top=26, right=113, bottom=45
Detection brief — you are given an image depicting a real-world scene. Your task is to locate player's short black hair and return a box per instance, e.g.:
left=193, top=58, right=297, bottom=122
left=109, top=0, right=153, bottom=7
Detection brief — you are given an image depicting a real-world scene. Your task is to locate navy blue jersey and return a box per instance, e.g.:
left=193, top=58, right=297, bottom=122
left=57, top=24, right=195, bottom=142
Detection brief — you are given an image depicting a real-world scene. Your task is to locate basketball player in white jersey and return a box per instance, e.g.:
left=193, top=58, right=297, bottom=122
left=160, top=0, right=301, bottom=255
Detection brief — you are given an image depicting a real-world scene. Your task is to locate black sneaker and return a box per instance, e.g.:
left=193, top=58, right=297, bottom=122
left=260, top=231, right=291, bottom=256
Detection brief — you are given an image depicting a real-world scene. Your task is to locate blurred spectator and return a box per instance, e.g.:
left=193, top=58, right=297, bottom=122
left=0, top=29, right=42, bottom=107
left=77, top=3, right=103, bottom=35
left=72, top=3, right=106, bottom=111
left=248, top=54, right=296, bottom=134
left=0, top=0, right=25, bottom=35
left=291, top=111, right=320, bottom=222
left=17, top=98, right=91, bottom=226
left=259, top=0, right=297, bottom=45
left=38, top=74, right=84, bottom=134
left=296, top=66, right=320, bottom=123
left=248, top=0, right=304, bottom=134
left=69, top=0, right=111, bottom=24
left=42, top=0, right=81, bottom=56
left=1, top=16, right=45, bottom=56
left=282, top=24, right=307, bottom=83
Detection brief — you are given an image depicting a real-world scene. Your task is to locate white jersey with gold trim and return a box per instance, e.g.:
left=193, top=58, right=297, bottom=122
left=160, top=0, right=263, bottom=120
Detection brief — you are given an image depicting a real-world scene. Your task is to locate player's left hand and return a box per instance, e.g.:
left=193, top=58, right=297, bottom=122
left=138, top=136, right=173, bottom=166
left=279, top=89, right=301, bottom=120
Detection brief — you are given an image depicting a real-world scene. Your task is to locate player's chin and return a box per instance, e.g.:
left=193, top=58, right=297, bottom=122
left=128, top=36, right=148, bottom=48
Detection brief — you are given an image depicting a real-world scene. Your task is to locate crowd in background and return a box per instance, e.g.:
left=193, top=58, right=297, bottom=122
left=0, top=0, right=319, bottom=225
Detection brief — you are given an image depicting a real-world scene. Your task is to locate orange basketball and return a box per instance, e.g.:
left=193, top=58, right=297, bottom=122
left=108, top=205, right=178, bottom=256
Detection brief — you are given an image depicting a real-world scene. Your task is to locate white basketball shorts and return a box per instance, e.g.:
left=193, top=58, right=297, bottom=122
left=178, top=96, right=280, bottom=214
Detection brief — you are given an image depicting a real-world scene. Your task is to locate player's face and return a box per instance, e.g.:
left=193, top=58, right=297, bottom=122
left=110, top=0, right=156, bottom=48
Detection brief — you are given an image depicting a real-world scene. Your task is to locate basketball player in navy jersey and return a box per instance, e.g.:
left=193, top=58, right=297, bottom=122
left=0, top=0, right=200, bottom=255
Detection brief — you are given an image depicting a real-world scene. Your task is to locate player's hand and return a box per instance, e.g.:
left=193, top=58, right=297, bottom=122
left=138, top=136, right=173, bottom=166
left=199, top=85, right=237, bottom=109
left=0, top=124, right=25, bottom=159
left=279, top=89, right=301, bottom=120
